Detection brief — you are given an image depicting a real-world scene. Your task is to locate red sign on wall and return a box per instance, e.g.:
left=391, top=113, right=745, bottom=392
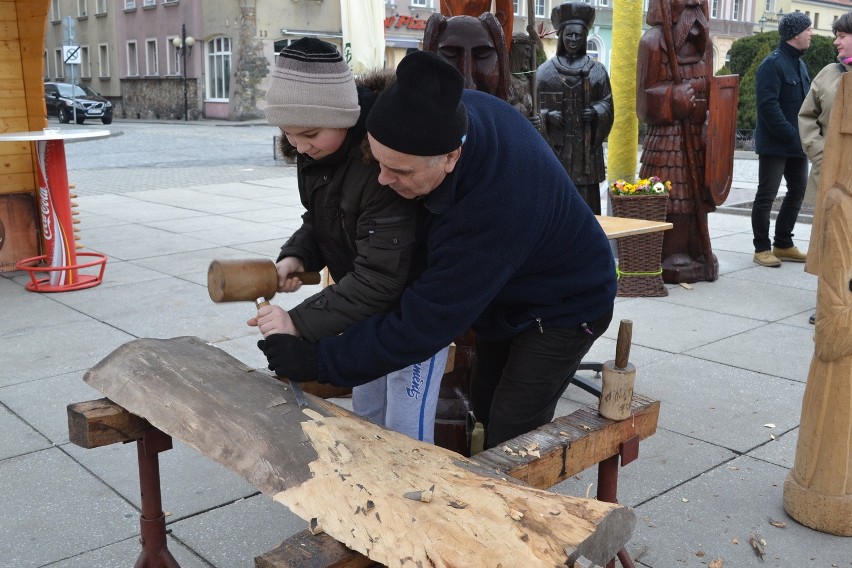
left=384, top=15, right=427, bottom=30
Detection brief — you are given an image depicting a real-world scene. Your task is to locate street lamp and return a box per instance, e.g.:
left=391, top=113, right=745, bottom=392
left=759, top=15, right=766, bottom=33
left=172, top=24, right=195, bottom=121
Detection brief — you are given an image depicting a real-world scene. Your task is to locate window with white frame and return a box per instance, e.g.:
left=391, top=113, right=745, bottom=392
left=44, top=50, right=50, bottom=79
left=764, top=0, right=774, bottom=13
left=167, top=36, right=180, bottom=74
left=125, top=0, right=136, bottom=9
left=710, top=0, right=718, bottom=19
left=54, top=49, right=64, bottom=78
left=410, top=0, right=427, bottom=6
left=77, top=0, right=87, bottom=17
left=127, top=41, right=138, bottom=76
left=80, top=46, right=91, bottom=77
left=206, top=36, right=232, bottom=100
left=732, top=0, right=740, bottom=20
left=587, top=38, right=600, bottom=61
left=143, top=0, right=156, bottom=6
left=598, top=0, right=609, bottom=7
left=96, top=0, right=107, bottom=14
left=98, top=43, right=110, bottom=77
left=535, top=0, right=545, bottom=18
left=146, top=39, right=158, bottom=75
left=50, top=0, right=60, bottom=21
left=513, top=0, right=520, bottom=15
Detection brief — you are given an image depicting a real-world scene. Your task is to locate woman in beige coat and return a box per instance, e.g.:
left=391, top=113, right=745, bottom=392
left=798, top=12, right=852, bottom=279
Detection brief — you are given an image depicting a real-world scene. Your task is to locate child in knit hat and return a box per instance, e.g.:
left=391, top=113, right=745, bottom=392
left=253, top=37, right=449, bottom=444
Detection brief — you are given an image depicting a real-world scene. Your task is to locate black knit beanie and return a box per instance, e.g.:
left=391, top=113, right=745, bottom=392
left=265, top=37, right=360, bottom=129
left=367, top=51, right=468, bottom=156
left=779, top=12, right=811, bottom=42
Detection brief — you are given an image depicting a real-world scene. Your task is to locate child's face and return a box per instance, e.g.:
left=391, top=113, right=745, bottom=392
left=283, top=127, right=347, bottom=160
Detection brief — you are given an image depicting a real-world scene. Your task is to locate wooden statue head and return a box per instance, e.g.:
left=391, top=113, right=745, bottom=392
left=645, top=0, right=710, bottom=55
left=423, top=13, right=511, bottom=100
left=439, top=0, right=514, bottom=53
left=551, top=2, right=595, bottom=58
left=509, top=33, right=536, bottom=74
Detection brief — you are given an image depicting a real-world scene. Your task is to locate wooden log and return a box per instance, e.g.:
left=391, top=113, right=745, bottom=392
left=83, top=336, right=636, bottom=567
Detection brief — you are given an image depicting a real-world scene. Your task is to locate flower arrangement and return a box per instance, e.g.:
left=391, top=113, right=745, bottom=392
left=610, top=176, right=672, bottom=196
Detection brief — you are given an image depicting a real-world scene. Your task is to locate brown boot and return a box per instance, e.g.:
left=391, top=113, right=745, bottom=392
left=754, top=251, right=781, bottom=267
left=772, top=246, right=807, bottom=262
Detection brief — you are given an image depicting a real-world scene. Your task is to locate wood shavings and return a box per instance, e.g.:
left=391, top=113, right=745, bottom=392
left=403, top=484, right=435, bottom=503
left=309, top=517, right=323, bottom=535
left=709, top=559, right=724, bottom=568
left=580, top=424, right=592, bottom=431
left=768, top=518, right=786, bottom=528
left=749, top=533, right=766, bottom=561
left=763, top=423, right=776, bottom=428
left=679, top=282, right=694, bottom=290
left=509, top=508, right=524, bottom=521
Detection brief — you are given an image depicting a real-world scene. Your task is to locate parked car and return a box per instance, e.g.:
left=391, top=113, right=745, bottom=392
left=44, top=82, right=113, bottom=125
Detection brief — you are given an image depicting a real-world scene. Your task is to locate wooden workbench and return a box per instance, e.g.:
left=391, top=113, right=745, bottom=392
left=69, top=338, right=659, bottom=568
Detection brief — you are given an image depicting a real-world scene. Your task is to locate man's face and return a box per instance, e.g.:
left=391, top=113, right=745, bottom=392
left=789, top=26, right=814, bottom=51
left=435, top=18, right=500, bottom=95
left=561, top=24, right=587, bottom=55
left=368, top=134, right=461, bottom=200
left=834, top=30, right=852, bottom=62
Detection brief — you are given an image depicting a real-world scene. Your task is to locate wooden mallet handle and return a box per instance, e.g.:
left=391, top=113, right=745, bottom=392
left=614, top=320, right=633, bottom=369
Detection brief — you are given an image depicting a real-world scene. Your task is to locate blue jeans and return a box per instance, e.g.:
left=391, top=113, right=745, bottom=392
left=751, top=155, right=808, bottom=252
left=470, top=309, right=613, bottom=449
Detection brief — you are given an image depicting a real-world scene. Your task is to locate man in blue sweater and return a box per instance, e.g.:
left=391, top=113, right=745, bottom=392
left=259, top=51, right=616, bottom=448
left=751, top=11, right=812, bottom=267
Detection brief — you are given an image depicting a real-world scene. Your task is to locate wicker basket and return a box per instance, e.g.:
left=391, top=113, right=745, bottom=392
left=611, top=194, right=669, bottom=297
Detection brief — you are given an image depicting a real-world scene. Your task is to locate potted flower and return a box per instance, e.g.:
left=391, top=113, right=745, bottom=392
left=608, top=176, right=672, bottom=297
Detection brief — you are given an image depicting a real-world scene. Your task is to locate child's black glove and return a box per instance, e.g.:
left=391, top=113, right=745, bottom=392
left=257, top=334, right=318, bottom=382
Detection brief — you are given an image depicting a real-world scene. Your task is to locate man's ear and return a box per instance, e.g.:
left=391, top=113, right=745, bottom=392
left=444, top=146, right=462, bottom=172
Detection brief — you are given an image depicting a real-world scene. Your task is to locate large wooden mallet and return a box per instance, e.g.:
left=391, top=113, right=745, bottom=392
left=599, top=320, right=636, bottom=421
left=207, top=258, right=320, bottom=308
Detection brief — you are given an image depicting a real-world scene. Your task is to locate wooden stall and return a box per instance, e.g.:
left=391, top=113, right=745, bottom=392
left=0, top=0, right=48, bottom=271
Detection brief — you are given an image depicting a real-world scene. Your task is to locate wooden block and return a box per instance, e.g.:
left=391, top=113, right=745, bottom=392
left=67, top=397, right=151, bottom=449
left=254, top=530, right=377, bottom=568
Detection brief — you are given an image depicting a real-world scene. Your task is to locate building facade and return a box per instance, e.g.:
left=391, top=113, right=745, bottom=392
left=46, top=0, right=851, bottom=122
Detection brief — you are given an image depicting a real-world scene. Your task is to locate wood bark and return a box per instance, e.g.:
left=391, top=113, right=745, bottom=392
left=83, top=336, right=636, bottom=567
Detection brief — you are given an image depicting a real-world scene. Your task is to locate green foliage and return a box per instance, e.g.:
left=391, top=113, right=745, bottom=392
left=727, top=32, right=839, bottom=131
left=737, top=43, right=773, bottom=130
left=728, top=32, right=779, bottom=76
left=715, top=64, right=731, bottom=76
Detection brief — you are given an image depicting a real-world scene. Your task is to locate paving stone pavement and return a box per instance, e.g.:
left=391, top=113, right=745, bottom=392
left=1, top=120, right=847, bottom=568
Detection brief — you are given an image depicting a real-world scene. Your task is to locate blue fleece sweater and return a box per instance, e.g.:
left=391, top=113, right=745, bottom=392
left=316, top=90, right=617, bottom=386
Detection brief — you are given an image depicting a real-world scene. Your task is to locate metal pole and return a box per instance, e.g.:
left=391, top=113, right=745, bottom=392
left=181, top=24, right=188, bottom=121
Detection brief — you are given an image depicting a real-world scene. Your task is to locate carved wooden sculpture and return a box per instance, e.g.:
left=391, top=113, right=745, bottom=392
left=783, top=73, right=852, bottom=536
left=440, top=0, right=514, bottom=54
left=537, top=2, right=614, bottom=215
left=423, top=12, right=511, bottom=100
left=83, top=336, right=637, bottom=566
left=636, top=0, right=738, bottom=283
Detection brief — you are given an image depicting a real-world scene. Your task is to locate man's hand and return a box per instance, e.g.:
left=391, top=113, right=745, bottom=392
left=248, top=305, right=301, bottom=337
left=257, top=334, right=318, bottom=382
left=276, top=256, right=307, bottom=292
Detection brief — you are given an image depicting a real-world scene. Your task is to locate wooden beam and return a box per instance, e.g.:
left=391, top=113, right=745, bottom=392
left=474, top=395, right=660, bottom=489
left=255, top=530, right=378, bottom=568
left=83, top=336, right=636, bottom=567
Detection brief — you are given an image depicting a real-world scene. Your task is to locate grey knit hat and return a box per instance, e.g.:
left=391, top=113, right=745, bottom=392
left=779, top=12, right=812, bottom=42
left=265, top=37, right=360, bottom=129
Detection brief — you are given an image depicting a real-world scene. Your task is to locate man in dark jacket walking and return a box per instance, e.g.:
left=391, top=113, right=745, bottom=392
left=259, top=51, right=616, bottom=449
left=751, top=11, right=813, bottom=267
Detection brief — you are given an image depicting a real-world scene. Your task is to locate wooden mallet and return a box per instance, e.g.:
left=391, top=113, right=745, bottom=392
left=207, top=258, right=320, bottom=308
left=599, top=320, right=636, bottom=421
